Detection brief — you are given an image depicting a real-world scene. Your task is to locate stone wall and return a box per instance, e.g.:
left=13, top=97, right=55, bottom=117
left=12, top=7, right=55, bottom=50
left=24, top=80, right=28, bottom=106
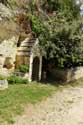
left=15, top=37, right=30, bottom=69
left=50, top=67, right=83, bottom=82
left=15, top=55, right=30, bottom=69
left=0, top=36, right=18, bottom=70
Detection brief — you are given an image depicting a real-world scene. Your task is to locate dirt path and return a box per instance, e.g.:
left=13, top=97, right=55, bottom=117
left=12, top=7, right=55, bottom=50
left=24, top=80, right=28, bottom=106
left=14, top=87, right=83, bottom=125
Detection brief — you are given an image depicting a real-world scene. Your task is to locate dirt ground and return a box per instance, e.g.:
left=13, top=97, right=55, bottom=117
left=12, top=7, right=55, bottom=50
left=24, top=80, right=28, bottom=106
left=14, top=86, right=83, bottom=125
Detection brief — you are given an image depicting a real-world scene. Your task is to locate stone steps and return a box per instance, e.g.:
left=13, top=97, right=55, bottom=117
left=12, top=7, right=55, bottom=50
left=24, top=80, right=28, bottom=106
left=21, top=41, right=35, bottom=47
left=17, top=38, right=36, bottom=57
left=16, top=52, right=31, bottom=56
left=17, top=46, right=32, bottom=50
left=18, top=50, right=31, bottom=53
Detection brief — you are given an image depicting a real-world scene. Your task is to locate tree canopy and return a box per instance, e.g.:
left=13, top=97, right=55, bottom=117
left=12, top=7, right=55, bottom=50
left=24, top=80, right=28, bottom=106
left=29, top=0, right=83, bottom=68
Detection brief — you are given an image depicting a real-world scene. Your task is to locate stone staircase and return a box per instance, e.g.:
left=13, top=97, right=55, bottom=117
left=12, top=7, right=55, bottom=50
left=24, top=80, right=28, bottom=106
left=15, top=37, right=36, bottom=68
left=17, top=37, right=36, bottom=57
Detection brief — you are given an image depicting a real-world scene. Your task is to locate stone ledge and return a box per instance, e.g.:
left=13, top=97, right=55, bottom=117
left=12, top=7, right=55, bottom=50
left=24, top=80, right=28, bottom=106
left=50, top=66, right=83, bottom=82
left=0, top=80, right=8, bottom=90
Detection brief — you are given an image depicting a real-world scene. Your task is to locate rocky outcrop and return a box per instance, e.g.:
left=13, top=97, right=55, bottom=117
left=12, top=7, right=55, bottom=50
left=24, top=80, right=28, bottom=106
left=50, top=67, right=83, bottom=82
left=0, top=3, right=19, bottom=71
left=0, top=79, right=8, bottom=90
left=0, top=36, right=19, bottom=70
left=0, top=3, right=12, bottom=19
left=0, top=3, right=18, bottom=42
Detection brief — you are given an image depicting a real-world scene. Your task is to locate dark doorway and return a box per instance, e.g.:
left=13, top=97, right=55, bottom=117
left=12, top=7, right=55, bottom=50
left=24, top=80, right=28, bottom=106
left=42, top=57, right=48, bottom=80
left=42, top=57, right=56, bottom=81
left=42, top=57, right=52, bottom=81
left=32, top=57, right=40, bottom=81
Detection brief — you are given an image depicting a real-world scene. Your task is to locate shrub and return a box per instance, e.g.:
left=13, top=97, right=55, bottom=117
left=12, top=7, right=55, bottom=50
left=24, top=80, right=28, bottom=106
left=19, top=64, right=29, bottom=73
left=7, top=75, right=28, bottom=84
left=0, top=75, right=5, bottom=80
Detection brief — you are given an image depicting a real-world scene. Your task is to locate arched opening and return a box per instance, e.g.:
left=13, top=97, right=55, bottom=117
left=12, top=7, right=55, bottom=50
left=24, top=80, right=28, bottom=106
left=42, top=57, right=56, bottom=81
left=32, top=57, right=40, bottom=81
left=3, top=57, right=13, bottom=69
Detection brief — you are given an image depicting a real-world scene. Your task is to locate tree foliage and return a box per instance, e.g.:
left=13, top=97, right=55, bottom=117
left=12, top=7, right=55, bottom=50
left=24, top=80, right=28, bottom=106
left=30, top=0, right=83, bottom=68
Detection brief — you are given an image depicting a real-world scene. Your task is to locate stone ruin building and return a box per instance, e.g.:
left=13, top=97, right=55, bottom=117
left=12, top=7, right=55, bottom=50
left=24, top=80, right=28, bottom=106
left=0, top=36, right=42, bottom=82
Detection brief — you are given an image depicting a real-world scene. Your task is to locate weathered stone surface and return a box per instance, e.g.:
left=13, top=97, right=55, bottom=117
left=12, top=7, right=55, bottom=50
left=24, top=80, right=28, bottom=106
left=0, top=68, right=11, bottom=77
left=0, top=36, right=18, bottom=69
left=15, top=37, right=37, bottom=69
left=15, top=55, right=24, bottom=68
left=0, top=36, right=18, bottom=58
left=0, top=3, right=18, bottom=42
left=4, top=57, right=14, bottom=69
left=24, top=73, right=29, bottom=79
left=0, top=3, right=12, bottom=18
left=13, top=71, right=25, bottom=77
left=0, top=56, right=5, bottom=68
left=15, top=55, right=30, bottom=69
left=50, top=67, right=83, bottom=82
left=0, top=79, right=8, bottom=90
left=67, top=67, right=83, bottom=81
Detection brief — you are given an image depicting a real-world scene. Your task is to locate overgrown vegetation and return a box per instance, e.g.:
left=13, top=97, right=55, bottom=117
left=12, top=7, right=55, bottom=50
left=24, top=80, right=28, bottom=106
left=0, top=75, right=5, bottom=80
left=30, top=0, right=83, bottom=68
left=19, top=64, right=29, bottom=73
left=7, top=75, right=28, bottom=84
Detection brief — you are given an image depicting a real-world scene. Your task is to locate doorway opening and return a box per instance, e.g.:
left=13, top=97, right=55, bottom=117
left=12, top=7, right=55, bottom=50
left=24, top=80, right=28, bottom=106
left=42, top=57, right=56, bottom=81
left=32, top=57, right=40, bottom=81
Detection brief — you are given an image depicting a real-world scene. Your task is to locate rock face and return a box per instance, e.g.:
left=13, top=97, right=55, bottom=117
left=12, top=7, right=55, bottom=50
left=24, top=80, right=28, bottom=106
left=0, top=3, right=18, bottom=42
left=0, top=56, right=5, bottom=68
left=0, top=68, right=11, bottom=77
left=0, top=3, right=12, bottom=19
left=0, top=36, right=19, bottom=70
left=50, top=67, right=83, bottom=82
left=0, top=3, right=19, bottom=73
left=0, top=79, right=8, bottom=90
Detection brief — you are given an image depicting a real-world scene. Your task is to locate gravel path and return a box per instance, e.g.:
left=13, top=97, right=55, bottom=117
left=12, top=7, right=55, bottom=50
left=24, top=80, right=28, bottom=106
left=14, top=87, right=83, bottom=125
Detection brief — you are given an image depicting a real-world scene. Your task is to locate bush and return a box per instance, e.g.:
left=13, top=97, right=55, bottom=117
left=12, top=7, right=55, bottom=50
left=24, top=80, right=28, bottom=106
left=19, top=64, right=29, bottom=73
left=7, top=75, right=28, bottom=84
left=0, top=75, right=5, bottom=80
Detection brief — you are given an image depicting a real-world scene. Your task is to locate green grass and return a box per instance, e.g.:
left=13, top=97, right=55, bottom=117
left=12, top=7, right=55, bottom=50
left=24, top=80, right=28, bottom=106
left=0, top=83, right=56, bottom=124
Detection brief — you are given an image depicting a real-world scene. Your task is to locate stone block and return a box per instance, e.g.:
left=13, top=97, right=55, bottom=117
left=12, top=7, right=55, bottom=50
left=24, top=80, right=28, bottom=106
left=0, top=56, right=5, bottom=68
left=50, top=67, right=83, bottom=82
left=0, top=79, right=8, bottom=90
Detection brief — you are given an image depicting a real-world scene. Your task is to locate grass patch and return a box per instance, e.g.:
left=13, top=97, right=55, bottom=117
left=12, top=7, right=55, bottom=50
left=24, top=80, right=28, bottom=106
left=0, top=83, right=56, bottom=124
